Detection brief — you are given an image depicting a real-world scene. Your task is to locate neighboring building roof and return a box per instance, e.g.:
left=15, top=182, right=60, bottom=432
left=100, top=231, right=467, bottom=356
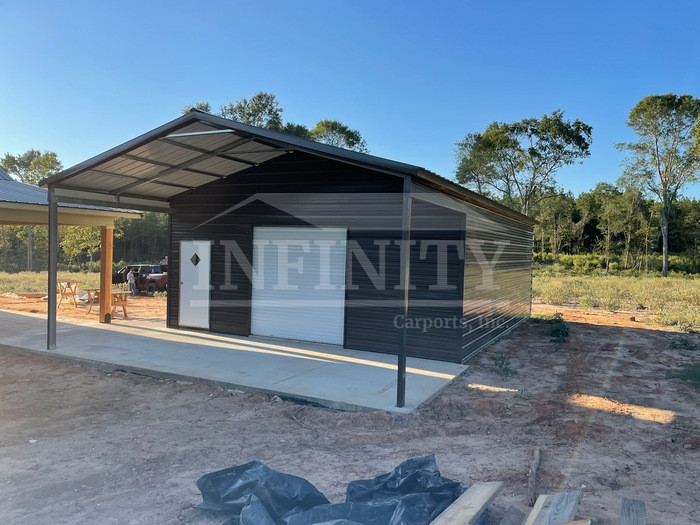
left=40, top=110, right=535, bottom=225
left=0, top=175, right=139, bottom=214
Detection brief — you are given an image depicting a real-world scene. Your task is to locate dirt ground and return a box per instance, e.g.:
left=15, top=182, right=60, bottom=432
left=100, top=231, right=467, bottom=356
left=0, top=293, right=167, bottom=323
left=0, top=298, right=698, bottom=524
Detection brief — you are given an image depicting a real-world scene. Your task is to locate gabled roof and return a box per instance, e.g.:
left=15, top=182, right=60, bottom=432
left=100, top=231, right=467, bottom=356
left=41, top=110, right=535, bottom=225
left=0, top=166, right=12, bottom=181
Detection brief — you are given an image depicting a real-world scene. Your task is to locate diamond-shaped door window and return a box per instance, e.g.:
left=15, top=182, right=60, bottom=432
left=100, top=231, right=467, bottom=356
left=190, top=253, right=201, bottom=267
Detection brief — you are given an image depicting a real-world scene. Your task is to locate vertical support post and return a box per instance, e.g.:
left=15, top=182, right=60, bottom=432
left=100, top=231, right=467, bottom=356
left=165, top=211, right=173, bottom=328
left=99, top=225, right=114, bottom=323
left=397, top=176, right=412, bottom=407
left=47, top=187, right=58, bottom=350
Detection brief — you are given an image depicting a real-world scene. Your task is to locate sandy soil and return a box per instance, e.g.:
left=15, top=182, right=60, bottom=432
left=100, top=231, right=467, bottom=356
left=0, top=293, right=167, bottom=323
left=0, top=298, right=698, bottom=524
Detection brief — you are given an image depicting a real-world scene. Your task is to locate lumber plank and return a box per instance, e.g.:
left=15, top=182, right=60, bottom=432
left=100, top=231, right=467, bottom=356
left=527, top=447, right=541, bottom=506
left=621, top=498, right=646, bottom=525
left=523, top=491, right=581, bottom=525
left=499, top=505, right=527, bottom=525
left=559, top=521, right=591, bottom=525
left=431, top=481, right=505, bottom=524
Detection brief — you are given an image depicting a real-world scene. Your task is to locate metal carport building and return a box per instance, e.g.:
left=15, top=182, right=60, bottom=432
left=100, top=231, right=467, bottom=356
left=41, top=110, right=535, bottom=406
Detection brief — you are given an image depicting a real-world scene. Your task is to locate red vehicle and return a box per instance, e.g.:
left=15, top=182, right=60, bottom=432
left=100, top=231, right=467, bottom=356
left=112, top=264, right=167, bottom=296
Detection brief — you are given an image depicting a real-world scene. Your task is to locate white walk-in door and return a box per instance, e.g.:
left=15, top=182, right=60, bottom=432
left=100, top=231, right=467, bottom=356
left=179, top=240, right=211, bottom=329
left=251, top=227, right=347, bottom=345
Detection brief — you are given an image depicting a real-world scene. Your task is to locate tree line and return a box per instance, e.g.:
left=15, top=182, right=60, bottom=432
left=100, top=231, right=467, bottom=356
left=456, top=94, right=700, bottom=276
left=1, top=92, right=698, bottom=276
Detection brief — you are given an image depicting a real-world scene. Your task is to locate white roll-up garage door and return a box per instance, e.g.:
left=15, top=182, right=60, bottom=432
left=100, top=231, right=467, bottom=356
left=251, top=227, right=347, bottom=345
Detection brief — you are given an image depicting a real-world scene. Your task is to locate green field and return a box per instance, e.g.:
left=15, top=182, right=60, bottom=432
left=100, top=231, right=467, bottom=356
left=533, top=274, right=700, bottom=331
left=0, top=272, right=129, bottom=295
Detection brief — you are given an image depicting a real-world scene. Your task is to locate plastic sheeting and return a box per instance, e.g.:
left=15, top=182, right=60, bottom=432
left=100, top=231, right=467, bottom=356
left=195, top=455, right=483, bottom=525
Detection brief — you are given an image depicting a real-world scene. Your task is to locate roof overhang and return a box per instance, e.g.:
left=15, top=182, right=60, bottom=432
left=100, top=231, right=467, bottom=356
left=41, top=110, right=536, bottom=226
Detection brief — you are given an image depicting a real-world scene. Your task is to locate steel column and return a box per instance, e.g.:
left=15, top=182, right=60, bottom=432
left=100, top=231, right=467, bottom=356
left=47, top=186, right=58, bottom=349
left=397, top=176, right=412, bottom=407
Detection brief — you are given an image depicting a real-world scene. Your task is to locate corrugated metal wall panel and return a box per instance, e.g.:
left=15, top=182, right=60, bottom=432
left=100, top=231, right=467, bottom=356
left=461, top=205, right=534, bottom=361
left=344, top=200, right=464, bottom=362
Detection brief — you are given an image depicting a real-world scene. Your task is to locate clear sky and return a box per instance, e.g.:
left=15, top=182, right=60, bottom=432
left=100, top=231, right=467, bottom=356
left=1, top=1, right=699, bottom=197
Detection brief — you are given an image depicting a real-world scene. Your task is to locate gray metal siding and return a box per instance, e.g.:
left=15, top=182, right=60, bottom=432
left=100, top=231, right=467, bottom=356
left=345, top=200, right=464, bottom=362
left=461, top=205, right=534, bottom=361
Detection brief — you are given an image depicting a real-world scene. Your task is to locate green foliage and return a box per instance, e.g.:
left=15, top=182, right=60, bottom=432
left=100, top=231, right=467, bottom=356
left=183, top=91, right=369, bottom=152
left=548, top=317, right=570, bottom=344
left=181, top=102, right=212, bottom=114
left=308, top=119, right=368, bottom=152
left=493, top=353, right=513, bottom=379
left=455, top=110, right=593, bottom=215
left=220, top=91, right=284, bottom=130
left=0, top=150, right=62, bottom=185
left=669, top=363, right=700, bottom=390
left=529, top=314, right=570, bottom=344
left=617, top=94, right=700, bottom=276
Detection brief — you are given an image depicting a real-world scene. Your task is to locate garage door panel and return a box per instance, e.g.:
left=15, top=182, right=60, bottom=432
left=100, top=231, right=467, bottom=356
left=251, top=227, right=347, bottom=345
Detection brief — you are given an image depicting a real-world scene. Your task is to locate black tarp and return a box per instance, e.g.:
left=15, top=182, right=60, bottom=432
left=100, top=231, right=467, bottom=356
left=195, top=455, right=485, bottom=525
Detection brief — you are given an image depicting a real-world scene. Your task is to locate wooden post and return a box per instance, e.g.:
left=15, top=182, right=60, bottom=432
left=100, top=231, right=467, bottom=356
left=99, top=225, right=114, bottom=323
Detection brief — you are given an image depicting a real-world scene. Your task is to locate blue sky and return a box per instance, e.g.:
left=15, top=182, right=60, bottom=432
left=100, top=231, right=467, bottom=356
left=1, top=1, right=698, bottom=197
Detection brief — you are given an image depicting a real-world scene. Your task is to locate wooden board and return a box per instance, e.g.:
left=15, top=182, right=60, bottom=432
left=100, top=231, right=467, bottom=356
left=523, top=491, right=581, bottom=525
left=559, top=520, right=591, bottom=525
left=621, top=498, right=646, bottom=525
left=527, top=447, right=541, bottom=506
left=499, top=505, right=527, bottom=525
left=431, top=481, right=505, bottom=524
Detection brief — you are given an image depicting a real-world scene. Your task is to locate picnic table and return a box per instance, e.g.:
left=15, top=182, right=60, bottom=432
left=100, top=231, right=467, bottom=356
left=84, top=288, right=100, bottom=314
left=84, top=288, right=129, bottom=318
left=57, top=280, right=79, bottom=307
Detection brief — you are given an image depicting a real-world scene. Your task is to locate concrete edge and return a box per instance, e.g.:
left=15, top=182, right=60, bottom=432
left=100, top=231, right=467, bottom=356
left=0, top=343, right=417, bottom=414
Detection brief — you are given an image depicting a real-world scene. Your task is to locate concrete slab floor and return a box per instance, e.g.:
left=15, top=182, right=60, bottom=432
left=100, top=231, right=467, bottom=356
left=0, top=310, right=466, bottom=413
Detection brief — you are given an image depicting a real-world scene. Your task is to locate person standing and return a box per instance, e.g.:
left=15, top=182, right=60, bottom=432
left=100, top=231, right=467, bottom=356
left=127, top=268, right=136, bottom=296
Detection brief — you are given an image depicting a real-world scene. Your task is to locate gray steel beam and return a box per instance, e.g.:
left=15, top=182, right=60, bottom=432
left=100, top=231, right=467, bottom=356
left=397, top=176, right=412, bottom=407
left=47, top=186, right=58, bottom=349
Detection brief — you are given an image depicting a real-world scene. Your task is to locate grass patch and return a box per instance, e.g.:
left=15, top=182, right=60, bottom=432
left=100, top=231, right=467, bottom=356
left=0, top=272, right=119, bottom=294
left=669, top=364, right=700, bottom=390
left=493, top=353, right=513, bottom=380
left=530, top=314, right=570, bottom=345
left=533, top=274, right=700, bottom=332
left=549, top=317, right=570, bottom=344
